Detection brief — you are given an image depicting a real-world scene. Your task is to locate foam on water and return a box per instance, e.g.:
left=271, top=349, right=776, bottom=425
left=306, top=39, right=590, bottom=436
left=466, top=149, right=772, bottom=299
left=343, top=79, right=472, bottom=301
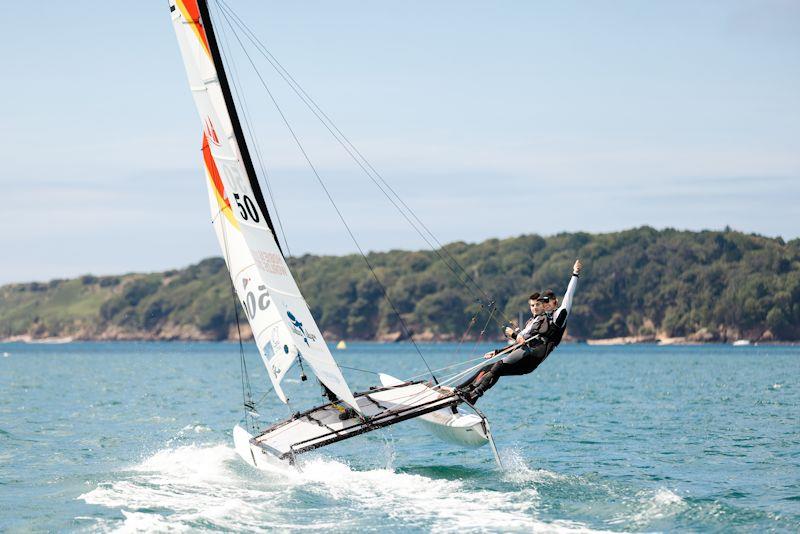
left=629, top=488, right=686, bottom=526
left=607, top=487, right=686, bottom=528
left=500, top=446, right=571, bottom=487
left=81, top=445, right=290, bottom=531
left=80, top=443, right=604, bottom=532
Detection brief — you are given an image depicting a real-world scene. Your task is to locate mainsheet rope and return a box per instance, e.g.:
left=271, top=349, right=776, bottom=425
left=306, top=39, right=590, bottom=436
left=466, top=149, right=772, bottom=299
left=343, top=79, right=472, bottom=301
left=214, top=9, right=292, bottom=257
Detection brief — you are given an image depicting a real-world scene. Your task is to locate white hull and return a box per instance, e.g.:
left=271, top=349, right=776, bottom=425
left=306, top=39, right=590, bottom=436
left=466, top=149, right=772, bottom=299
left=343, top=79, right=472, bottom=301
left=379, top=373, right=489, bottom=448
left=233, top=425, right=289, bottom=470
left=234, top=374, right=502, bottom=469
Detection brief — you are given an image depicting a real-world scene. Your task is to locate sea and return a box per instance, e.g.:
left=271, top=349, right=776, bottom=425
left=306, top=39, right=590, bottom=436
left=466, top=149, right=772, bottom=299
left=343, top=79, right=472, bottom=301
left=1, top=341, right=798, bottom=532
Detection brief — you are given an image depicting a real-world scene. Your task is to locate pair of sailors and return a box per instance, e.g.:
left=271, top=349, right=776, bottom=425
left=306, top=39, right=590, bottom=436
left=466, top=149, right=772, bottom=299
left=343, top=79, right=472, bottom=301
left=456, top=259, right=582, bottom=404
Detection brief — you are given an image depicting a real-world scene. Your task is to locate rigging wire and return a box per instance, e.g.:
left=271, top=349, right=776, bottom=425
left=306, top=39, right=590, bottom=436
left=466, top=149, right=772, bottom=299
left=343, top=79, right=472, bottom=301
left=406, top=353, right=491, bottom=381
left=214, top=3, right=439, bottom=384
left=212, top=1, right=292, bottom=257
left=215, top=0, right=511, bottom=331
left=338, top=364, right=380, bottom=376
left=451, top=303, right=481, bottom=362
left=468, top=305, right=498, bottom=359
left=215, top=2, right=312, bottom=305
left=215, top=187, right=257, bottom=433
left=211, top=5, right=281, bottom=425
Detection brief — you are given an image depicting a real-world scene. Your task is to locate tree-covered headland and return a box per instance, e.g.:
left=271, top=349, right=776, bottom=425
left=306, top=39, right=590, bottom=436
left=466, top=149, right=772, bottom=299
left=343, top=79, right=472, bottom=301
left=1, top=227, right=798, bottom=342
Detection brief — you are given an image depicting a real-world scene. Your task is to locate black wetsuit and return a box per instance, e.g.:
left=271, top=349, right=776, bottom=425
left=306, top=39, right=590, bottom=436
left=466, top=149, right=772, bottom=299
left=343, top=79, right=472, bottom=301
left=457, top=272, right=580, bottom=403
left=458, top=313, right=550, bottom=401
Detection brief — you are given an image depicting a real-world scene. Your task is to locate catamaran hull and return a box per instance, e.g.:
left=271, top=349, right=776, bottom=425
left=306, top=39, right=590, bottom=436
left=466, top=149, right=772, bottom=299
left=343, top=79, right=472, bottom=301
left=417, top=411, right=490, bottom=448
left=234, top=377, right=502, bottom=469
left=233, top=425, right=288, bottom=470
left=378, top=374, right=489, bottom=448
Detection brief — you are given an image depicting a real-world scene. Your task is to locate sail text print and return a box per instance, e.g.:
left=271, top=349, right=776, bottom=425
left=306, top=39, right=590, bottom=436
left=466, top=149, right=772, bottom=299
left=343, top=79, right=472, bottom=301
left=218, top=161, right=263, bottom=224
left=242, top=284, right=270, bottom=320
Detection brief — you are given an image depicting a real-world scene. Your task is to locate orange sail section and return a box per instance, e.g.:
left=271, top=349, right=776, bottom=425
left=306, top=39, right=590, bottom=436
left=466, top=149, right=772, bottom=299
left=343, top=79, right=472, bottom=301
left=202, top=133, right=238, bottom=229
left=175, top=0, right=211, bottom=59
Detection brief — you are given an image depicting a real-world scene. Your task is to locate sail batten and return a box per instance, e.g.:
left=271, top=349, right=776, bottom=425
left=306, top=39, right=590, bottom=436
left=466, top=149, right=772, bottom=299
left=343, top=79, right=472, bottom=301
left=170, top=0, right=361, bottom=414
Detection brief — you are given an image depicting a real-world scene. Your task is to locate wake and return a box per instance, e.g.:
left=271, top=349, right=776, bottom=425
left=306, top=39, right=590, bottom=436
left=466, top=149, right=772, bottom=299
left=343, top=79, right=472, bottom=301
left=80, top=442, right=601, bottom=532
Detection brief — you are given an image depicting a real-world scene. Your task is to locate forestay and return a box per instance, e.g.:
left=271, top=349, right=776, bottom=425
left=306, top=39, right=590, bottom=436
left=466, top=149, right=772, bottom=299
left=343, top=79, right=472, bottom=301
left=169, top=0, right=359, bottom=412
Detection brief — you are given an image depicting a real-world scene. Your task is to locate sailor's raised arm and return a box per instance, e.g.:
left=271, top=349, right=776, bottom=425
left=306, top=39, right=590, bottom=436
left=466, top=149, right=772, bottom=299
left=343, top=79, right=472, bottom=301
left=553, top=259, right=581, bottom=328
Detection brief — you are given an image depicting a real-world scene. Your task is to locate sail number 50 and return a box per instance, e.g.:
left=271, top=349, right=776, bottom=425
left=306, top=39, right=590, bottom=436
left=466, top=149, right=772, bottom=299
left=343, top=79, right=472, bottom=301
left=233, top=193, right=260, bottom=223
left=220, top=163, right=261, bottom=224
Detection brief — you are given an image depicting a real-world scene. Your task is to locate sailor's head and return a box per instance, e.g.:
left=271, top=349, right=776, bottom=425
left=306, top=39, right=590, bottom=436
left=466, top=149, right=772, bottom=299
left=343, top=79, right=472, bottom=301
left=543, top=289, right=557, bottom=310
left=528, top=292, right=545, bottom=315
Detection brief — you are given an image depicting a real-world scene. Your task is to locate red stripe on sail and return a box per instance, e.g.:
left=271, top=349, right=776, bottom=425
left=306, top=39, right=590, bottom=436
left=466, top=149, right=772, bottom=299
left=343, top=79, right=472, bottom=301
left=176, top=0, right=211, bottom=58
left=202, top=132, right=229, bottom=211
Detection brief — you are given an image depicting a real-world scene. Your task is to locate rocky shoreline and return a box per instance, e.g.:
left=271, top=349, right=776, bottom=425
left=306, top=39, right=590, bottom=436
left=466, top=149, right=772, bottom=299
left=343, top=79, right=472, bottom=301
left=3, top=332, right=792, bottom=346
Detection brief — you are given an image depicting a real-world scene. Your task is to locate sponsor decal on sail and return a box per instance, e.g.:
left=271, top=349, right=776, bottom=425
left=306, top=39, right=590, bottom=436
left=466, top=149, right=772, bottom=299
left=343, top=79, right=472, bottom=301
left=287, top=310, right=316, bottom=346
left=204, top=116, right=221, bottom=146
left=254, top=250, right=288, bottom=276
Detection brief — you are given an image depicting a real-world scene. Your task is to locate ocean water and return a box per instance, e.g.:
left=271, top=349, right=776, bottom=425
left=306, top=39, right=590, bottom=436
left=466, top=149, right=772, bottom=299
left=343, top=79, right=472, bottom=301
left=1, top=341, right=798, bottom=532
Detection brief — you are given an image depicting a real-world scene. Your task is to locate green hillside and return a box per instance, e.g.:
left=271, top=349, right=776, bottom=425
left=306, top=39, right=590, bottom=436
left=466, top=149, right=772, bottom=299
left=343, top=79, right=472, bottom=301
left=1, top=227, right=798, bottom=342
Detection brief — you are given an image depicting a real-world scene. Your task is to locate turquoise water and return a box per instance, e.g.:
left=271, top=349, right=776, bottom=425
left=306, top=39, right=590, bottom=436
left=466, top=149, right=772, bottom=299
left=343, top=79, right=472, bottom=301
left=1, top=342, right=798, bottom=532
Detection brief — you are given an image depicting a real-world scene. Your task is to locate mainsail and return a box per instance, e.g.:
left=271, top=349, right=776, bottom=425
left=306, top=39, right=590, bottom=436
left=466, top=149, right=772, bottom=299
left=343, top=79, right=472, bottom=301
left=169, top=0, right=360, bottom=413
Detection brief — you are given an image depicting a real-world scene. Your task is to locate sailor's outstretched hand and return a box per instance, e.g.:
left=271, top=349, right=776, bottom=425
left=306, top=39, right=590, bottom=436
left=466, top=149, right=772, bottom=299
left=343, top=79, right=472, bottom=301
left=573, top=259, right=582, bottom=276
left=483, top=350, right=496, bottom=359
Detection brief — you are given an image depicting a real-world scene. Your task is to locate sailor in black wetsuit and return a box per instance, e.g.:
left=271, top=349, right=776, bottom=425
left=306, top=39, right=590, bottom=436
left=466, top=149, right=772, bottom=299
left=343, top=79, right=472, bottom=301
left=542, top=261, right=581, bottom=355
left=456, top=259, right=581, bottom=404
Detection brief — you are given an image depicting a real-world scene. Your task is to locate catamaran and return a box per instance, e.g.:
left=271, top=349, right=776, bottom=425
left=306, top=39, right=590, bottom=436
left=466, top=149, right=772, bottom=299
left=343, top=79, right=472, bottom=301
left=168, top=0, right=510, bottom=468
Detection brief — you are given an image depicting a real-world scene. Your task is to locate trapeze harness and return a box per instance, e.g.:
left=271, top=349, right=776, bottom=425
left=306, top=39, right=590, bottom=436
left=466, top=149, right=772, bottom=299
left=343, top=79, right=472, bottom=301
left=458, top=271, right=579, bottom=403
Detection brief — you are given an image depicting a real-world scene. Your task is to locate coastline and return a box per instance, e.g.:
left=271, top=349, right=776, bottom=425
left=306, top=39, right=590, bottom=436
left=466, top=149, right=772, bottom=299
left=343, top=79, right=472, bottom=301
left=2, top=333, right=796, bottom=346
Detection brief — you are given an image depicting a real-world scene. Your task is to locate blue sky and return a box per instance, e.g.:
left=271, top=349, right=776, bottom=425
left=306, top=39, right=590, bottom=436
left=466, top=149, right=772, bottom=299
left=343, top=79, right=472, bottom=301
left=0, top=1, right=798, bottom=284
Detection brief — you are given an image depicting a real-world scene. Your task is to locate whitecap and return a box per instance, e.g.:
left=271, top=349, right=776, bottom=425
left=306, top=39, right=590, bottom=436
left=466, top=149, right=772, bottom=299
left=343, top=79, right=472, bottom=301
left=499, top=446, right=571, bottom=487
left=652, top=488, right=684, bottom=506
left=118, top=510, right=189, bottom=533
left=179, top=424, right=211, bottom=434
left=290, top=454, right=583, bottom=532
left=608, top=487, right=686, bottom=527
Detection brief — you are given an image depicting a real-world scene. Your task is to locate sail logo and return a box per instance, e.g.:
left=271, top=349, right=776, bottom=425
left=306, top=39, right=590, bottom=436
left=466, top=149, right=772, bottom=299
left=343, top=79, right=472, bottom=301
left=287, top=311, right=316, bottom=345
left=254, top=250, right=288, bottom=276
left=204, top=117, right=221, bottom=146
left=242, top=284, right=270, bottom=320
left=263, top=342, right=280, bottom=375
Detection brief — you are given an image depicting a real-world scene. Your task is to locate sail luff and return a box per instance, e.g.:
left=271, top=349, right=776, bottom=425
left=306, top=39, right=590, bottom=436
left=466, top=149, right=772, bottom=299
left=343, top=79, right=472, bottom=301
left=195, top=0, right=281, bottom=254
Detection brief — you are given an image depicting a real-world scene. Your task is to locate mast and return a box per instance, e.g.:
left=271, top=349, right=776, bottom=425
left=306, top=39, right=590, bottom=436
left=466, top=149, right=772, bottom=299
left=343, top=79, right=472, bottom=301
left=195, top=0, right=282, bottom=254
